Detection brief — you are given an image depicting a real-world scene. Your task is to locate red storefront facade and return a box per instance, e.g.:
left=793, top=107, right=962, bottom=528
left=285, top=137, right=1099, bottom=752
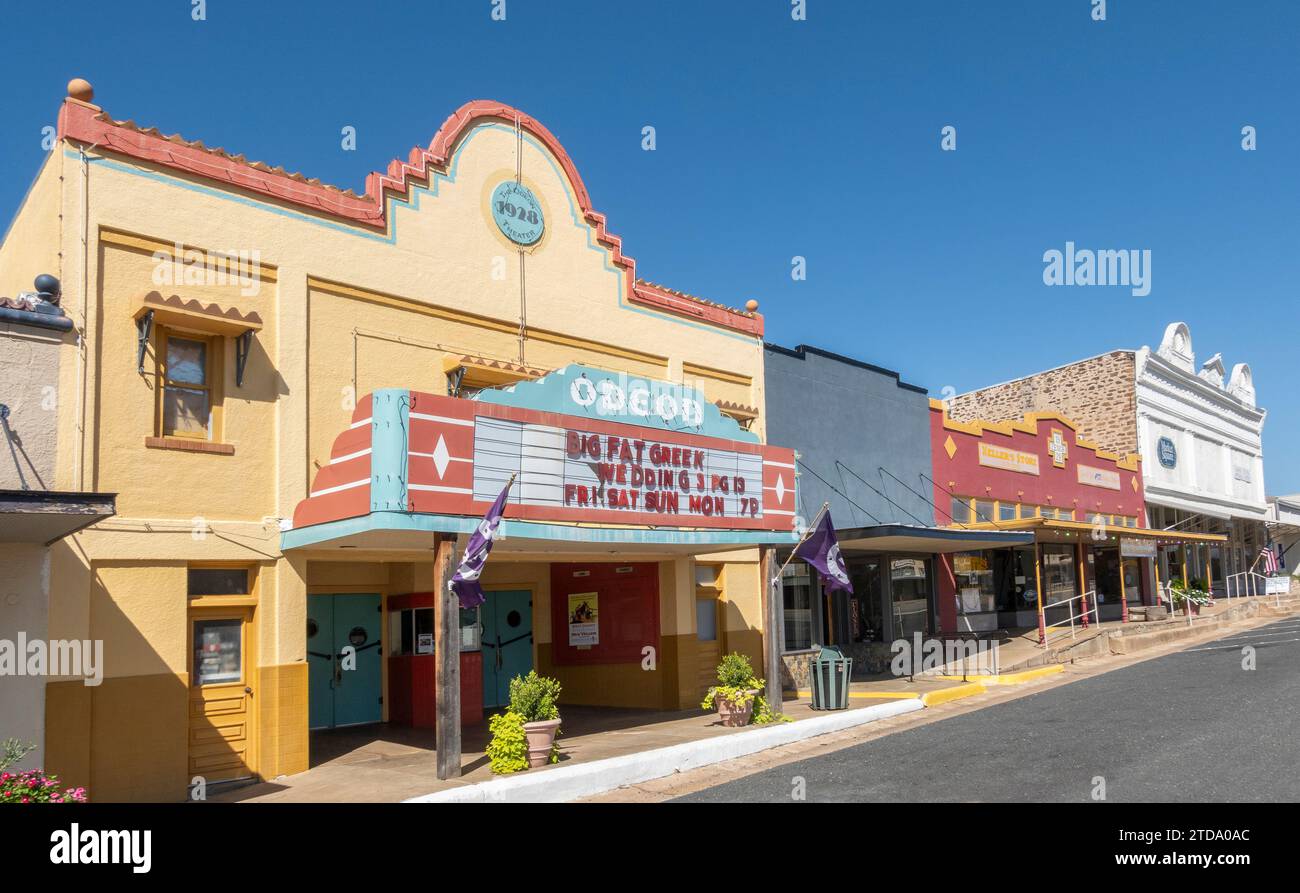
left=928, top=400, right=1224, bottom=640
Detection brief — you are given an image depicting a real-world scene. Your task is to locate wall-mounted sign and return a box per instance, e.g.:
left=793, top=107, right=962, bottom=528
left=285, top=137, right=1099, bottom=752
left=978, top=442, right=1040, bottom=476
left=1077, top=464, right=1121, bottom=490
left=490, top=181, right=545, bottom=246
left=567, top=592, right=599, bottom=647
left=1047, top=429, right=1069, bottom=467
left=416, top=632, right=434, bottom=655
left=1120, top=538, right=1157, bottom=559
left=1157, top=436, right=1177, bottom=469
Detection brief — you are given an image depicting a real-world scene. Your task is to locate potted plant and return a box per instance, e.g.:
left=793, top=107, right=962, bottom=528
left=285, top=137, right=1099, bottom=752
left=1170, top=583, right=1212, bottom=616
left=701, top=652, right=786, bottom=727
left=509, top=671, right=563, bottom=768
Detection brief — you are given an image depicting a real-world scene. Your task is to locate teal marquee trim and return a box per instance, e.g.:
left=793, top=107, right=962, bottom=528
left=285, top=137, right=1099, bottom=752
left=281, top=510, right=797, bottom=551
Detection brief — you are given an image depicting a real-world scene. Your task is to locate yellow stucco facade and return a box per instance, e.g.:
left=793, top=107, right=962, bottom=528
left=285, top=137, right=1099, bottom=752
left=4, top=89, right=781, bottom=801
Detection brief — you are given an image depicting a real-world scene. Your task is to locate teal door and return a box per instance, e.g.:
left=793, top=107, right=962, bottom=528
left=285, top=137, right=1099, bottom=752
left=481, top=590, right=533, bottom=708
left=307, top=594, right=383, bottom=729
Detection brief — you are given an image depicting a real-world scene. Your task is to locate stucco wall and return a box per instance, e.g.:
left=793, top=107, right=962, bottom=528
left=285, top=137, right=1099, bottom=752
left=0, top=322, right=64, bottom=489
left=764, top=344, right=934, bottom=527
left=0, top=153, right=62, bottom=300
left=0, top=544, right=50, bottom=769
left=948, top=351, right=1138, bottom=456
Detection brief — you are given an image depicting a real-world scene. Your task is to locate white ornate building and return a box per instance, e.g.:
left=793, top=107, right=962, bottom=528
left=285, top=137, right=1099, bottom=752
left=1136, top=322, right=1268, bottom=592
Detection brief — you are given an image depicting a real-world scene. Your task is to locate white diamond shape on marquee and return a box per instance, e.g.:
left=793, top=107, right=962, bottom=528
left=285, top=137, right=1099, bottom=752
left=775, top=474, right=786, bottom=504
left=432, top=434, right=451, bottom=479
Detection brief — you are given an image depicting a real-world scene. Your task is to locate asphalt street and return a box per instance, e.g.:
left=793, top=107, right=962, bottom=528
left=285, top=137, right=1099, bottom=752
left=677, top=618, right=1300, bottom=802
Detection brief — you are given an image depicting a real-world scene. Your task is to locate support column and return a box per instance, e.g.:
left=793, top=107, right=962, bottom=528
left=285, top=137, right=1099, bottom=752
left=1205, top=544, right=1214, bottom=599
left=1076, top=541, right=1088, bottom=628
left=761, top=547, right=783, bottom=714
left=1034, top=542, right=1045, bottom=645
left=433, top=534, right=460, bottom=780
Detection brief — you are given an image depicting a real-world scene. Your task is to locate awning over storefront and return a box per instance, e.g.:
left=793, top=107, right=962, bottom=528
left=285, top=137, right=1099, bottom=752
left=0, top=489, right=116, bottom=544
left=831, top=524, right=1034, bottom=554
left=950, top=517, right=1228, bottom=545
left=283, top=365, right=802, bottom=555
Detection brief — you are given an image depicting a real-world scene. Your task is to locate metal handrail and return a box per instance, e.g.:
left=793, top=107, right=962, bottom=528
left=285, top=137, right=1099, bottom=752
left=1039, top=589, right=1101, bottom=646
left=1225, top=570, right=1268, bottom=599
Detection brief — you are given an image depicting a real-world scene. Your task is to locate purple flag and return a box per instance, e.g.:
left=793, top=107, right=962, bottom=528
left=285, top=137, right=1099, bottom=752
left=450, top=479, right=513, bottom=609
left=795, top=510, right=853, bottom=593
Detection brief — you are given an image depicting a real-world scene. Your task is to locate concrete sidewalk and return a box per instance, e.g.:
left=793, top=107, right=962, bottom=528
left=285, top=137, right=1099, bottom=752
left=208, top=682, right=969, bottom=803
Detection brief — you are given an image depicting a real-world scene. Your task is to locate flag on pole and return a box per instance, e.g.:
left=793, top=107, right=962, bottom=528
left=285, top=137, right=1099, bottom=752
left=450, top=477, right=514, bottom=609
left=794, top=509, right=853, bottom=593
left=1260, top=544, right=1279, bottom=575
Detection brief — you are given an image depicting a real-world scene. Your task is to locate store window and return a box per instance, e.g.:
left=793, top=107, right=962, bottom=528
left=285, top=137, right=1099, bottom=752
left=953, top=552, right=995, bottom=614
left=696, top=598, right=718, bottom=642
left=890, top=557, right=931, bottom=639
left=974, top=500, right=995, bottom=523
left=782, top=564, right=814, bottom=651
left=1020, top=504, right=1039, bottom=519
left=1041, top=545, right=1077, bottom=609
left=997, top=502, right=1016, bottom=522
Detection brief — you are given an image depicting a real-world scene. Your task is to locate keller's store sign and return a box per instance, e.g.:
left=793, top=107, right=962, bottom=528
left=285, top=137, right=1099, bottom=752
left=977, top=442, right=1040, bottom=476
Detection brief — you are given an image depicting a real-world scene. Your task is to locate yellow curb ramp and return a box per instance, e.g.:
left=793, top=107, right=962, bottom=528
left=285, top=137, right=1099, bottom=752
left=794, top=690, right=920, bottom=700
left=920, top=682, right=986, bottom=706
left=983, top=665, right=1065, bottom=685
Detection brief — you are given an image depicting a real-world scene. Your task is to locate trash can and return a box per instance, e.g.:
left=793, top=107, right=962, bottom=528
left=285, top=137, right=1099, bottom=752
left=809, top=644, right=853, bottom=710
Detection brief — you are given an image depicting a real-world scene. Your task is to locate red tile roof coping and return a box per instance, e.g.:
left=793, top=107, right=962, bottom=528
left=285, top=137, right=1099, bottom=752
left=58, top=98, right=762, bottom=337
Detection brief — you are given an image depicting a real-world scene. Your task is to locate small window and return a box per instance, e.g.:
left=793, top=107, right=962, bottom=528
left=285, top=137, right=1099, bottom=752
left=974, top=500, right=995, bottom=523
left=193, top=618, right=242, bottom=686
left=162, top=333, right=214, bottom=438
left=1020, top=504, right=1039, bottom=519
left=950, top=496, right=971, bottom=524
left=187, top=567, right=250, bottom=596
left=696, top=598, right=718, bottom=642
left=998, top=502, right=1016, bottom=521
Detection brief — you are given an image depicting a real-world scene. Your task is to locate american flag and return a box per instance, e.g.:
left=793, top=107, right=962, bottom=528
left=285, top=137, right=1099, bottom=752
left=1259, top=544, right=1279, bottom=575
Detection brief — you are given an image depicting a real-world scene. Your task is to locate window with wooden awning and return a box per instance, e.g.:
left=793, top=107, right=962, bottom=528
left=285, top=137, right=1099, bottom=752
left=134, top=292, right=262, bottom=449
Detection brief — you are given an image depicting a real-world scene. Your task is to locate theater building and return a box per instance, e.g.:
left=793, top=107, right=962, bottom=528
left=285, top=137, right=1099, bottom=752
left=930, top=401, right=1224, bottom=638
left=1, top=80, right=796, bottom=800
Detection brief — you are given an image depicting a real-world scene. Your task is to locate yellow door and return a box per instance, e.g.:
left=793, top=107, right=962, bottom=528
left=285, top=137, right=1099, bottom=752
left=696, top=597, right=721, bottom=697
left=188, top=608, right=256, bottom=784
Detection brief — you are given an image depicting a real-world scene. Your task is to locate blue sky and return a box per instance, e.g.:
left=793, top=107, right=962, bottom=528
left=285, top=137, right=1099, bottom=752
left=2, top=1, right=1296, bottom=491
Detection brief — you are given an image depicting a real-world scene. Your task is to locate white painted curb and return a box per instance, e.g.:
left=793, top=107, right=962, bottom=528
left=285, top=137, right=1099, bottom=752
left=405, top=699, right=924, bottom=803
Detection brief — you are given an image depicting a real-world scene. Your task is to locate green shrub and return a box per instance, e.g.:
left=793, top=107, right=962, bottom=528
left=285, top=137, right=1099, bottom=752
left=486, top=711, right=529, bottom=774
left=507, top=671, right=562, bottom=723
left=701, top=652, right=790, bottom=725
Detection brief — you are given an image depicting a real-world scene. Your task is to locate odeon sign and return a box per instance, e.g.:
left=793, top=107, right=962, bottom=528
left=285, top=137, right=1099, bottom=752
left=567, top=376, right=705, bottom=427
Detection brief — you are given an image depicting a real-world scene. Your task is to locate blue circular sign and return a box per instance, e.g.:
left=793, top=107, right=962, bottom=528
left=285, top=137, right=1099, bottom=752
left=1157, top=436, right=1178, bottom=469
left=490, top=181, right=544, bottom=246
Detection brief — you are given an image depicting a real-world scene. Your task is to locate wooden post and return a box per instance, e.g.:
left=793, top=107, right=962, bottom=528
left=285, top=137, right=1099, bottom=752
left=760, top=546, right=783, bottom=716
left=1205, top=544, right=1214, bottom=600
left=433, top=533, right=461, bottom=780
left=1153, top=549, right=1163, bottom=610
left=1034, top=542, right=1046, bottom=645
left=1076, top=541, right=1088, bottom=628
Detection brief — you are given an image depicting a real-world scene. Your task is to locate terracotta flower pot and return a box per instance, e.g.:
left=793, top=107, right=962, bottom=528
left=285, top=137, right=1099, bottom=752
left=522, top=718, right=561, bottom=768
left=714, top=690, right=759, bottom=727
